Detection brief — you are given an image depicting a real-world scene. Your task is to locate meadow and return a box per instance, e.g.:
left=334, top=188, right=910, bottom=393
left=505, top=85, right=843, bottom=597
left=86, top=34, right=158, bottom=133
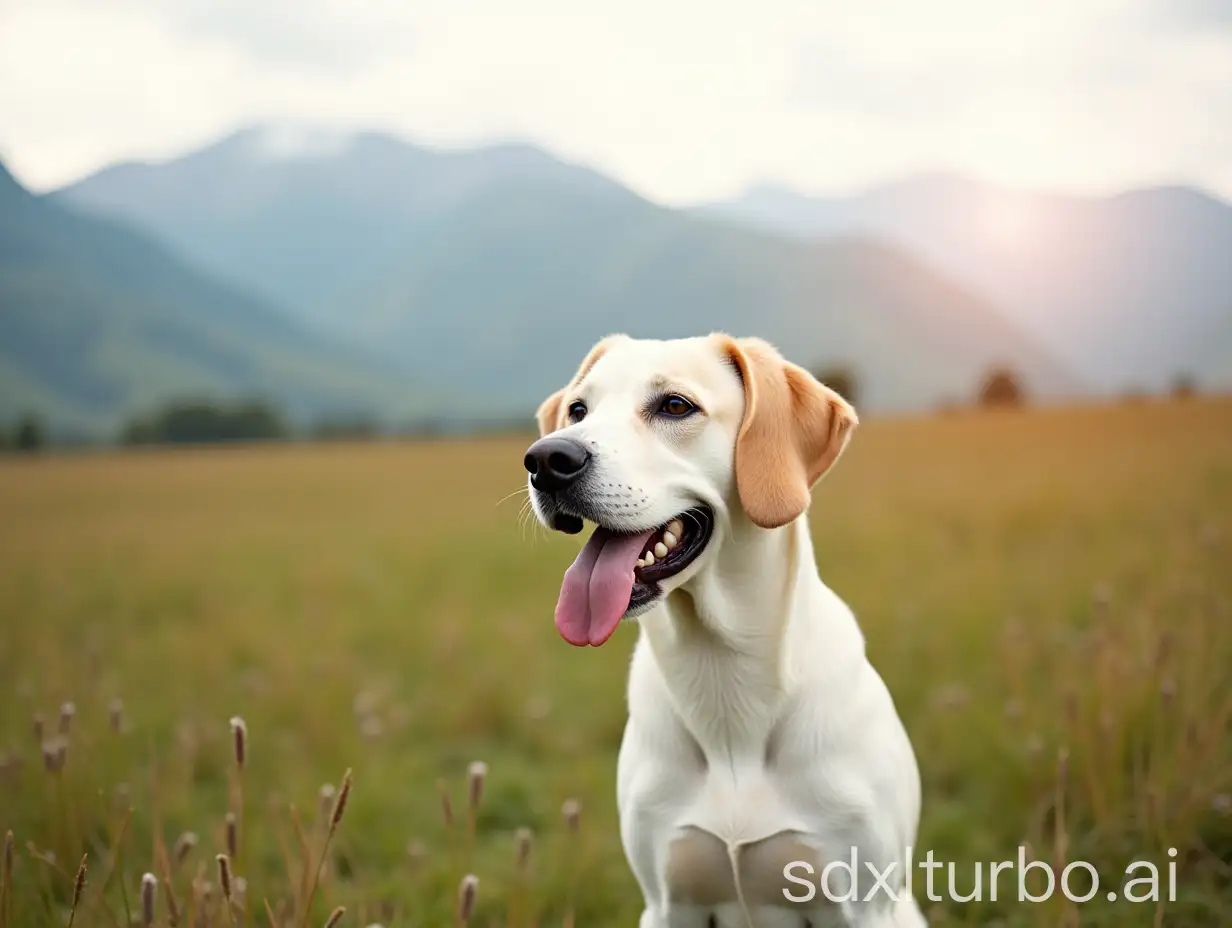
left=0, top=398, right=1229, bottom=927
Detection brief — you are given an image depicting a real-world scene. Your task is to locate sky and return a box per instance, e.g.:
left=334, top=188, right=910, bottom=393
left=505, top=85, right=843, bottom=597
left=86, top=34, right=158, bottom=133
left=1, top=0, right=1230, bottom=206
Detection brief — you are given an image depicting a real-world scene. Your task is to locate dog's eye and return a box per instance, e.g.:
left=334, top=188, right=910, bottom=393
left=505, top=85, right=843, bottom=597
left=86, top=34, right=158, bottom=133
left=567, top=401, right=587, bottom=423
left=658, top=394, right=696, bottom=418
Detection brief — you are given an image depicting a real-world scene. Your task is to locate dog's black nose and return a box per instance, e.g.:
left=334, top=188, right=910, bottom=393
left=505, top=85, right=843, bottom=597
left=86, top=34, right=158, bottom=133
left=523, top=436, right=591, bottom=493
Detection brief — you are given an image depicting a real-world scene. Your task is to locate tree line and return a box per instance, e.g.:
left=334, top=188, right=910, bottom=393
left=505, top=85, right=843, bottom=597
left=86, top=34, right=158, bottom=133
left=0, top=367, right=1211, bottom=453
left=0, top=399, right=531, bottom=453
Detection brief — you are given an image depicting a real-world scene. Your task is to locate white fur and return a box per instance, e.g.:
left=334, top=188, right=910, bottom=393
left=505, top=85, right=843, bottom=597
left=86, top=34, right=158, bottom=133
left=531, top=336, right=926, bottom=927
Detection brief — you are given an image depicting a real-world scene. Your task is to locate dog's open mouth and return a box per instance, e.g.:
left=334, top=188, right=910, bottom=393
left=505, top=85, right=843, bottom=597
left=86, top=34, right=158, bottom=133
left=554, top=507, right=713, bottom=647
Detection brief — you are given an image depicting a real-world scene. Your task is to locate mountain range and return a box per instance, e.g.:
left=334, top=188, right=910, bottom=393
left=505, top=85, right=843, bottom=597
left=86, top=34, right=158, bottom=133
left=0, top=155, right=424, bottom=436
left=43, top=125, right=1077, bottom=424
left=6, top=123, right=1225, bottom=437
left=699, top=175, right=1232, bottom=394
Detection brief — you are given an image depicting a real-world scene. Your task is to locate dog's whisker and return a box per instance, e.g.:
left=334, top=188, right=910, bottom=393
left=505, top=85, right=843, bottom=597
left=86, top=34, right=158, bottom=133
left=496, top=486, right=530, bottom=508
left=517, top=499, right=542, bottom=545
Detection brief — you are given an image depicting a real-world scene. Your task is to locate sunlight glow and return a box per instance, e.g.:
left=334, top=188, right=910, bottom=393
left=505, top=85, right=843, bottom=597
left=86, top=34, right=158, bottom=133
left=977, top=195, right=1038, bottom=248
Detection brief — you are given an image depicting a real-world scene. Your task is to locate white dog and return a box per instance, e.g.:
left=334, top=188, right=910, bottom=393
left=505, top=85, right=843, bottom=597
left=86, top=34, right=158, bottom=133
left=525, top=334, right=925, bottom=928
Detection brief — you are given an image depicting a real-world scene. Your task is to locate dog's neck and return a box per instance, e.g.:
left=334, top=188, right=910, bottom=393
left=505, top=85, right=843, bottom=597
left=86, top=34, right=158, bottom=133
left=641, top=513, right=817, bottom=755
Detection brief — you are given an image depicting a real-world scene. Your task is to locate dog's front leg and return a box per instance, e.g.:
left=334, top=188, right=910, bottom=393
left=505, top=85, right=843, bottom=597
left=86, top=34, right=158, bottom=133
left=618, top=719, right=673, bottom=926
left=618, top=716, right=706, bottom=927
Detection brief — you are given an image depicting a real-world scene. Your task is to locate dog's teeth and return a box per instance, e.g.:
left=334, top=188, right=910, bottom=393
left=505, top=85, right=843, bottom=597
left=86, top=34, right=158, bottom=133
left=654, top=542, right=668, bottom=558
left=635, top=557, right=645, bottom=568
left=668, top=519, right=684, bottom=537
left=663, top=531, right=677, bottom=549
left=643, top=552, right=655, bottom=566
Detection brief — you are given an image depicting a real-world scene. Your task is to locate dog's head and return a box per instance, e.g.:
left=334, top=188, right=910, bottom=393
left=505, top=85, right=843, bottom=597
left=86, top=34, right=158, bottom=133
left=525, top=333, right=857, bottom=647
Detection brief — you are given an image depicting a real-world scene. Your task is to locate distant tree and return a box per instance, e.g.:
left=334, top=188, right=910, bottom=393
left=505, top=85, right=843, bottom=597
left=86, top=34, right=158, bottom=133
left=1171, top=374, right=1197, bottom=399
left=310, top=416, right=381, bottom=442
left=978, top=368, right=1025, bottom=408
left=123, top=399, right=287, bottom=445
left=14, top=413, right=45, bottom=452
left=813, top=365, right=859, bottom=406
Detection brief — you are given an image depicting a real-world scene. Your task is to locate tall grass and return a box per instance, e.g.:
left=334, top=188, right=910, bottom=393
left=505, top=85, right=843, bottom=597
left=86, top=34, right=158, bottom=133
left=0, top=399, right=1229, bottom=925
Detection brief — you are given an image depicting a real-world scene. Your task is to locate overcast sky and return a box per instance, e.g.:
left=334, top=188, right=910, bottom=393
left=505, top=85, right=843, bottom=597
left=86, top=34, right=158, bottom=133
left=1, top=0, right=1230, bottom=205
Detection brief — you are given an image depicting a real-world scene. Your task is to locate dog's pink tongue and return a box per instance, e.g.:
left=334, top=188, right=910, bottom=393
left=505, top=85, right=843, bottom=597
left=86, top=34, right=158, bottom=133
left=555, top=527, right=656, bottom=647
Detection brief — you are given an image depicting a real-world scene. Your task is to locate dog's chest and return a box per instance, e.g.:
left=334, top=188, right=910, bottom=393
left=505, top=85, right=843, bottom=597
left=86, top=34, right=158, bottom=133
left=653, top=637, right=786, bottom=754
left=675, top=750, right=808, bottom=841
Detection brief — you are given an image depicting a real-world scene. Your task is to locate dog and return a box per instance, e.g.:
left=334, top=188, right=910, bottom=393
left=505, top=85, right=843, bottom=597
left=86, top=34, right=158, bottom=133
left=524, top=334, right=925, bottom=928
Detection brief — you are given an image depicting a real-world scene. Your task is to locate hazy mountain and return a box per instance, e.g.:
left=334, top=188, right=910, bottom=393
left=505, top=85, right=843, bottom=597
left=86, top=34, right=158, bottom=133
left=331, top=179, right=1081, bottom=414
left=700, top=175, right=1232, bottom=393
left=48, top=127, right=1080, bottom=419
left=0, top=158, right=423, bottom=436
left=56, top=124, right=626, bottom=325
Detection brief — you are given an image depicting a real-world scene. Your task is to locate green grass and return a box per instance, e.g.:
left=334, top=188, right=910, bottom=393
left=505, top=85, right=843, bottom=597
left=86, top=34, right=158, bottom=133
left=1, top=398, right=1230, bottom=926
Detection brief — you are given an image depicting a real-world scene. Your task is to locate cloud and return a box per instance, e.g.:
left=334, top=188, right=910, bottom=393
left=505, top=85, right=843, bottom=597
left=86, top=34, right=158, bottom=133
left=1161, top=0, right=1232, bottom=32
left=782, top=4, right=1232, bottom=195
left=0, top=0, right=1229, bottom=203
left=117, top=0, right=416, bottom=73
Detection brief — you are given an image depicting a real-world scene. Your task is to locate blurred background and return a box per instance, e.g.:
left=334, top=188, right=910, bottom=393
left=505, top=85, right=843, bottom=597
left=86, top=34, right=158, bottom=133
left=0, top=2, right=1230, bottom=927
left=2, top=0, right=1231, bottom=442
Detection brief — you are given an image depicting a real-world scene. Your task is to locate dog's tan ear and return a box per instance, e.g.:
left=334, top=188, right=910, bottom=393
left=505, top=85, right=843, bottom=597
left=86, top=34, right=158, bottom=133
left=533, top=335, right=626, bottom=437
left=536, top=389, right=567, bottom=437
left=721, top=336, right=858, bottom=529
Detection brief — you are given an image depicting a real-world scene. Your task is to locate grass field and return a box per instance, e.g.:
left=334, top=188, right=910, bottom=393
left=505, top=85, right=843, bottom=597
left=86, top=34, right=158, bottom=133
left=1, top=398, right=1230, bottom=927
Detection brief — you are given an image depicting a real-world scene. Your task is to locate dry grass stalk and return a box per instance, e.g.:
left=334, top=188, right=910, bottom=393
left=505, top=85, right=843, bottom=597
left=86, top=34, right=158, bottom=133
left=97, top=805, right=134, bottom=925
left=162, top=875, right=181, bottom=928
left=328, top=770, right=351, bottom=835
left=437, top=779, right=454, bottom=829
left=323, top=906, right=346, bottom=928
left=406, top=839, right=426, bottom=876
left=2, top=829, right=13, bottom=928
left=225, top=812, right=239, bottom=860
left=217, top=853, right=233, bottom=900
left=229, top=716, right=248, bottom=869
left=108, top=698, right=124, bottom=733
left=66, top=853, right=87, bottom=928
left=31, top=713, right=44, bottom=743
left=465, top=761, right=487, bottom=870
left=508, top=827, right=534, bottom=928
left=437, top=777, right=457, bottom=872
left=187, top=861, right=207, bottom=928
left=58, top=702, right=75, bottom=736
left=229, top=716, right=248, bottom=770
left=173, top=831, right=198, bottom=868
left=514, top=827, right=533, bottom=872
left=456, top=874, right=478, bottom=927
left=140, top=872, right=157, bottom=928
left=466, top=761, right=487, bottom=813
left=216, top=853, right=239, bottom=926
left=297, top=767, right=353, bottom=928
left=41, top=738, right=67, bottom=774
left=561, top=799, right=582, bottom=928
left=561, top=799, right=581, bottom=834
